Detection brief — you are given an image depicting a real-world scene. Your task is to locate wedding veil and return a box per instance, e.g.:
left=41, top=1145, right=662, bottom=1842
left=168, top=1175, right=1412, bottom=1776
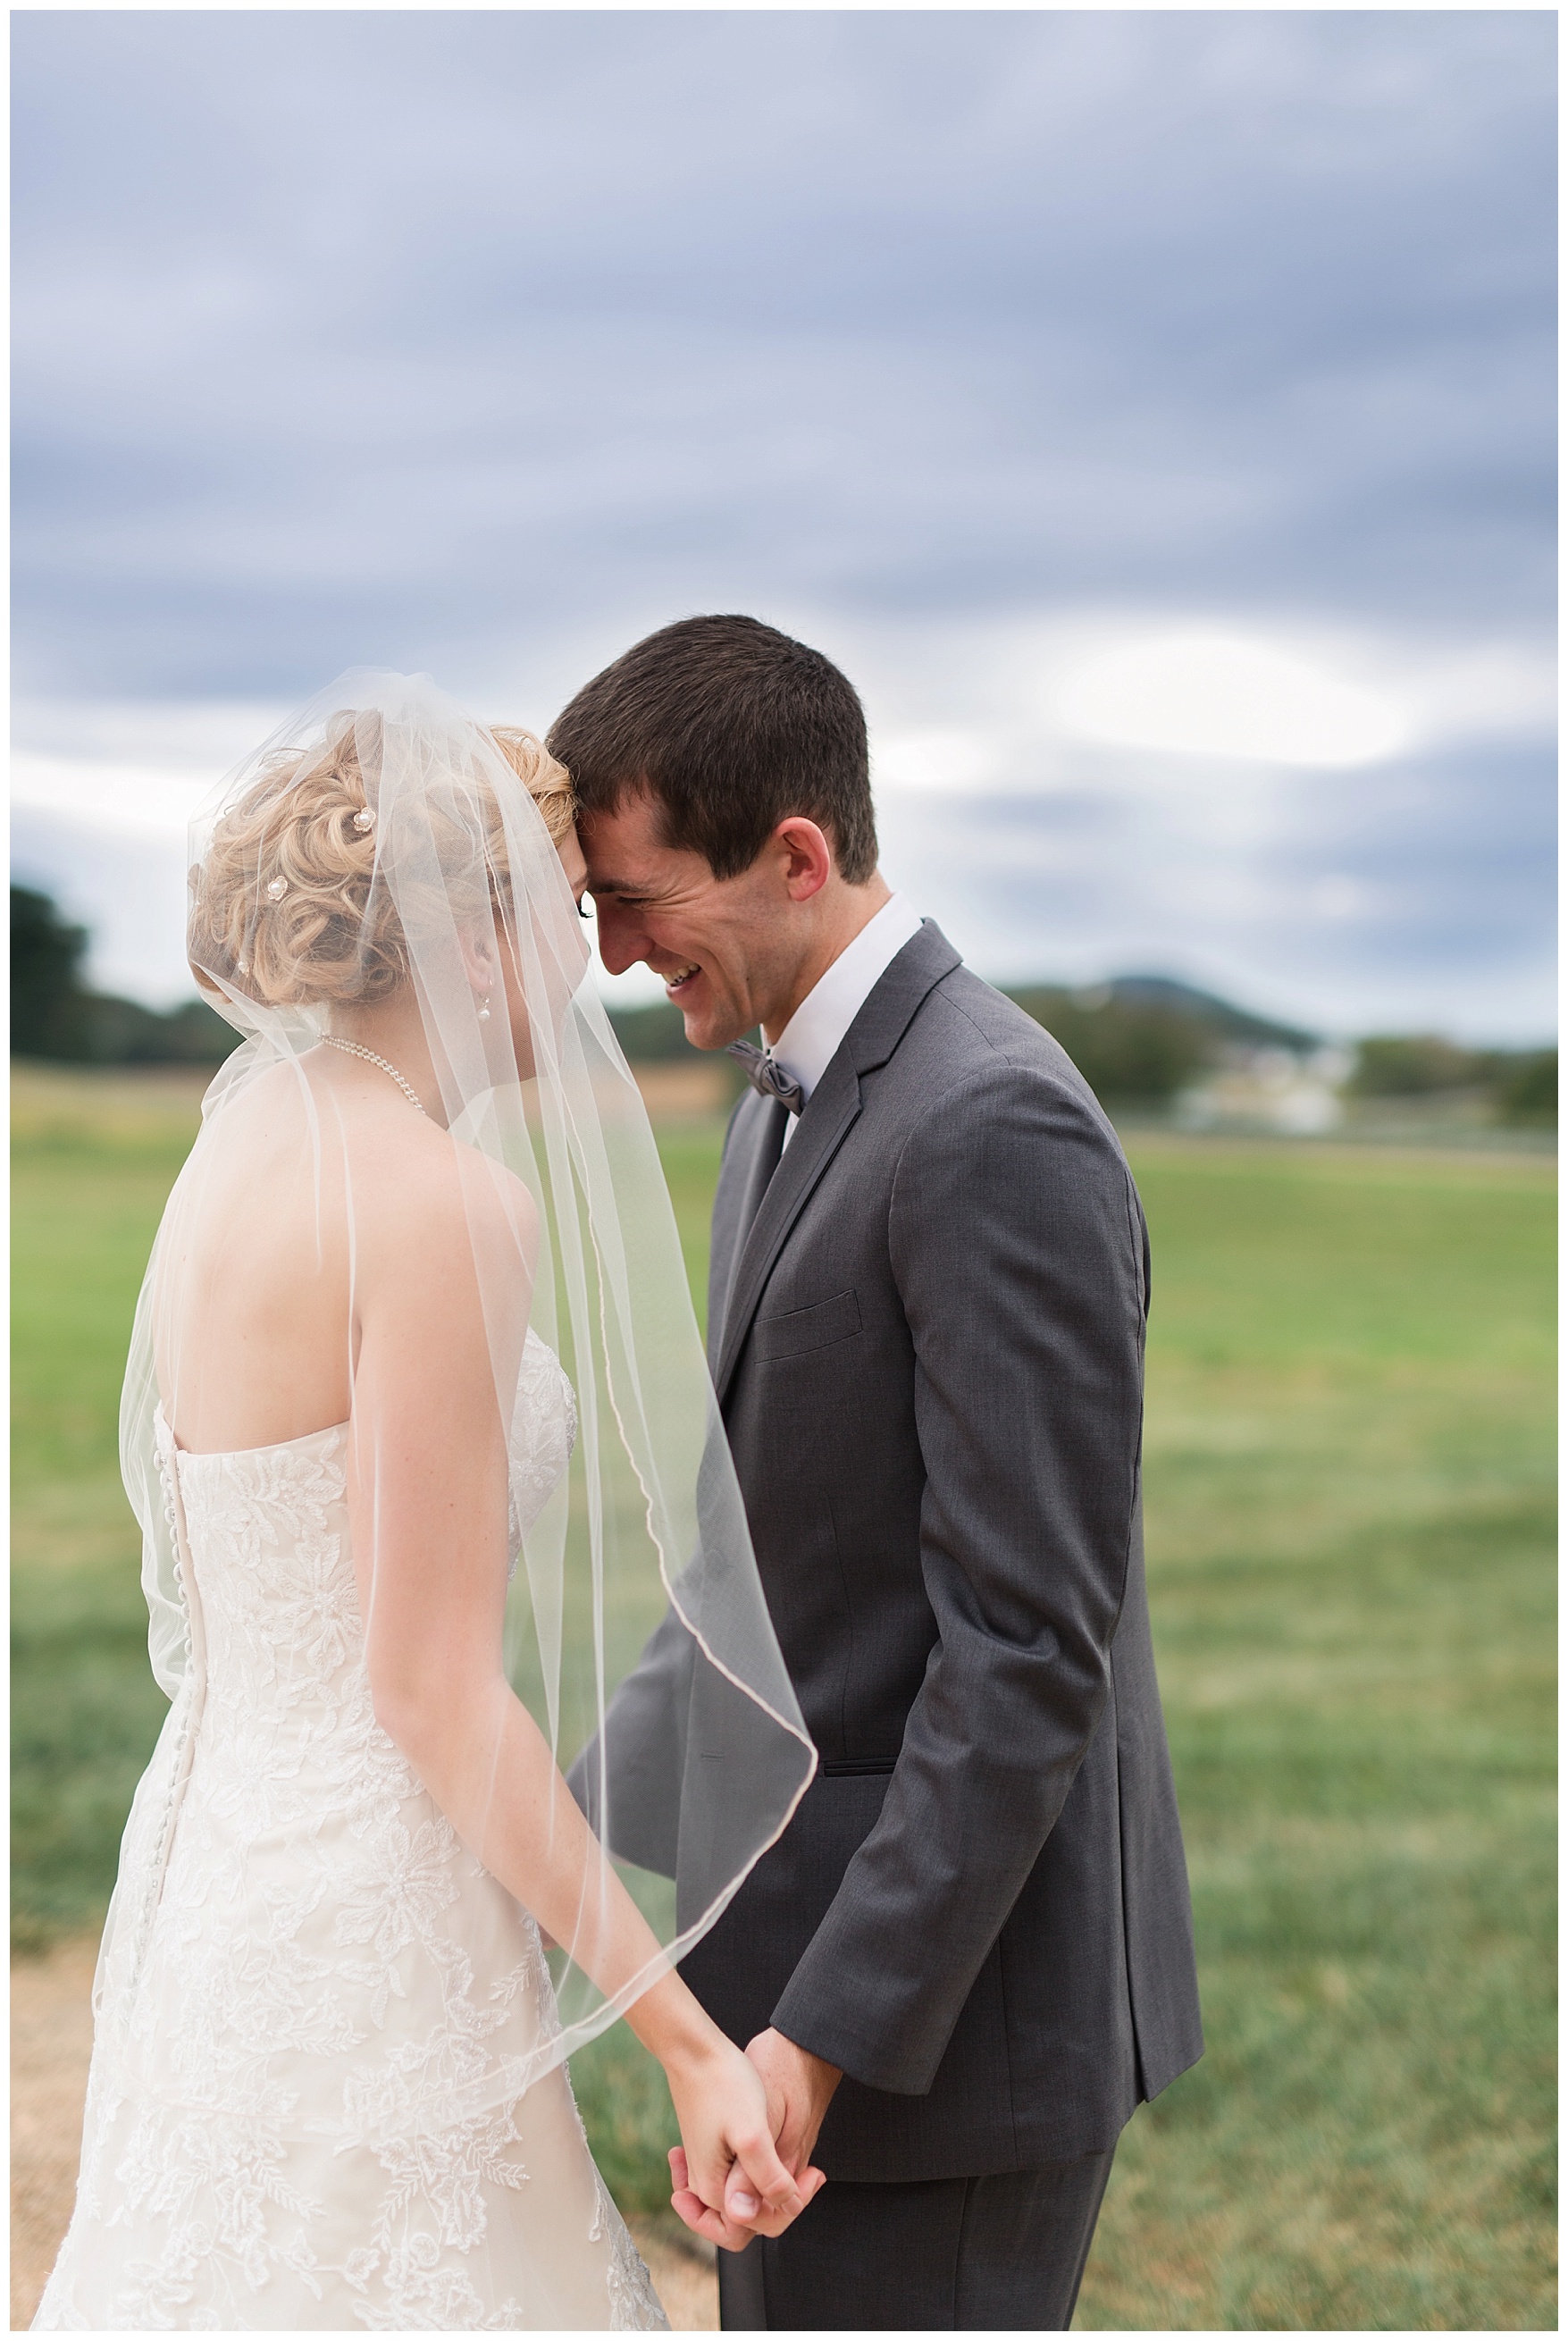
left=112, top=668, right=814, bottom=2105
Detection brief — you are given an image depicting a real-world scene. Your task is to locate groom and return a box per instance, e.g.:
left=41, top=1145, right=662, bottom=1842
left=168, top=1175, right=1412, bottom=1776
left=554, top=617, right=1202, bottom=2330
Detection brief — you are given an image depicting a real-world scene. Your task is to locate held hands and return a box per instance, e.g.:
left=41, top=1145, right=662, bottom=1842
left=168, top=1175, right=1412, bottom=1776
left=743, top=2028, right=843, bottom=2184
left=665, top=2033, right=825, bottom=2253
left=668, top=2027, right=841, bottom=2253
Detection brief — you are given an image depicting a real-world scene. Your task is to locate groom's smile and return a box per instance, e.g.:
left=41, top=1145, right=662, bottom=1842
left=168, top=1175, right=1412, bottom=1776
left=580, top=790, right=841, bottom=1053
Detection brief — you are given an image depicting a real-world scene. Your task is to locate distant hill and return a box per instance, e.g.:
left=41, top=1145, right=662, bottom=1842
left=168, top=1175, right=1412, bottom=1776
left=1092, top=976, right=1317, bottom=1053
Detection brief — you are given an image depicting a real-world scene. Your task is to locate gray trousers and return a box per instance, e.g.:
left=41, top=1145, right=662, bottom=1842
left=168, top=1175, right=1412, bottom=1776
left=716, top=2150, right=1115, bottom=2331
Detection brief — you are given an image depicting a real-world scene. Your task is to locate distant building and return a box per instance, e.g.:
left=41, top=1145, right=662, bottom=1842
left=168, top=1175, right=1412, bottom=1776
left=1175, top=1045, right=1354, bottom=1137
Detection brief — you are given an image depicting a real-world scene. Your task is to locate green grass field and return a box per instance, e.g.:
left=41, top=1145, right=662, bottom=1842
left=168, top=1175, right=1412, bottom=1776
left=12, top=1063, right=1555, bottom=2328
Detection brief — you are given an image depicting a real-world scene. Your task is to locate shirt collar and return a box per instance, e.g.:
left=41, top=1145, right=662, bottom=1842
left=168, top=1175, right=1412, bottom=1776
left=767, top=893, right=925, bottom=1119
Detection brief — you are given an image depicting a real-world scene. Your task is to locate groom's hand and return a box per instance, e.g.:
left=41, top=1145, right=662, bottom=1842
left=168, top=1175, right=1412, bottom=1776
left=667, top=2030, right=838, bottom=2251
left=667, top=2144, right=824, bottom=2253
left=742, top=2027, right=843, bottom=2184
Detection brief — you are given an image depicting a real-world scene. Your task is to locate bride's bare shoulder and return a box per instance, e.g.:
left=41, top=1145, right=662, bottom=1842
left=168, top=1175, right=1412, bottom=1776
left=356, top=1111, right=539, bottom=1289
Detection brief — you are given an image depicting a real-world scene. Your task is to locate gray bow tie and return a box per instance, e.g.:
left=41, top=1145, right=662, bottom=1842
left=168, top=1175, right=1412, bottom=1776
left=727, top=1038, right=804, bottom=1115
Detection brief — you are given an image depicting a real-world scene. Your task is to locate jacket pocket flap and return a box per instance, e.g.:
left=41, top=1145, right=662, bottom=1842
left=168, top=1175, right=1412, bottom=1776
left=753, top=1287, right=863, bottom=1360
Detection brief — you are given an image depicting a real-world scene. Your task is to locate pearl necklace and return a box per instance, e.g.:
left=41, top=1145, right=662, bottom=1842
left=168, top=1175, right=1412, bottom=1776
left=321, top=1035, right=426, bottom=1114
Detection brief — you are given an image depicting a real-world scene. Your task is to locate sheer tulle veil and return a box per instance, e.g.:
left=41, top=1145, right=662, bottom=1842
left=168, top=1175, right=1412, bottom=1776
left=109, top=668, right=814, bottom=2114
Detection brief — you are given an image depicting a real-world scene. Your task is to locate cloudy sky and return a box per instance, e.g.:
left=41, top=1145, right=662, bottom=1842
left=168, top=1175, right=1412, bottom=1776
left=12, top=9, right=1556, bottom=1038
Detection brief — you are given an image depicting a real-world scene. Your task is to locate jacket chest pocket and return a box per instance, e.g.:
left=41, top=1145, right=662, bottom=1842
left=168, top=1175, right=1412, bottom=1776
left=752, top=1287, right=863, bottom=1362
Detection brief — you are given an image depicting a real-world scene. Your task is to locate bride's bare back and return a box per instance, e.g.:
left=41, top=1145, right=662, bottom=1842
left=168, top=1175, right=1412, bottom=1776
left=155, top=1053, right=470, bottom=1455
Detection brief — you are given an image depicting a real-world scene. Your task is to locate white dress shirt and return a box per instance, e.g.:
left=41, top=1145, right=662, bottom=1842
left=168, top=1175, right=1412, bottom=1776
left=767, top=892, right=925, bottom=1144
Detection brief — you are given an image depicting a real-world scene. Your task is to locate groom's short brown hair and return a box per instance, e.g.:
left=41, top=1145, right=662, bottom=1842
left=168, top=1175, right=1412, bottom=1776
left=546, top=615, right=878, bottom=884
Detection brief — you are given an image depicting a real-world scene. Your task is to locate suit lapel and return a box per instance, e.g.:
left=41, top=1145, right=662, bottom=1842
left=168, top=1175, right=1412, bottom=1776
left=707, top=1091, right=786, bottom=1372
left=713, top=1070, right=863, bottom=1403
left=712, top=921, right=962, bottom=1405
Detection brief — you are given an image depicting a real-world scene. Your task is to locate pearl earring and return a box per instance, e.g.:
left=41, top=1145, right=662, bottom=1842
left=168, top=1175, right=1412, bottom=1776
left=478, top=988, right=492, bottom=1024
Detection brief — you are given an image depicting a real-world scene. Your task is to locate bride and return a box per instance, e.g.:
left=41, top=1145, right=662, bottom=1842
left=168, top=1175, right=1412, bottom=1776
left=34, top=674, right=819, bottom=2330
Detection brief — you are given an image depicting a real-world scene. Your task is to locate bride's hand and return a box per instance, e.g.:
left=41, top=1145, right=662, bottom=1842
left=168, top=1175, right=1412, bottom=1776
left=664, top=2037, right=825, bottom=2253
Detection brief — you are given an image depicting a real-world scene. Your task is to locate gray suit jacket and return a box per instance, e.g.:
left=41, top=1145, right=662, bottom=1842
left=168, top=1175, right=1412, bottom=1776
left=574, top=921, right=1202, bottom=2183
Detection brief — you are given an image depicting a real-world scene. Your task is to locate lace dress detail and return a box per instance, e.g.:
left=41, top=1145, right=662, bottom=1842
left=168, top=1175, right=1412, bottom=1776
left=33, top=1334, right=667, bottom=2333
left=507, top=1331, right=578, bottom=1572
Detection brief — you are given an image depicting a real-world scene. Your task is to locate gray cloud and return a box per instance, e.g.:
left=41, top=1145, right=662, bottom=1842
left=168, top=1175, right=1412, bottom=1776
left=10, top=10, right=1555, bottom=1035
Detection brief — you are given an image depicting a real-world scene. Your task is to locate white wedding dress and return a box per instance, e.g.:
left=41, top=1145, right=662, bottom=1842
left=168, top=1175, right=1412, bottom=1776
left=34, top=1332, right=669, bottom=2333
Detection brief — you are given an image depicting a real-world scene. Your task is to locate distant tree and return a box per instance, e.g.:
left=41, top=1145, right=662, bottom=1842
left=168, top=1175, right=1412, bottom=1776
left=1007, top=987, right=1211, bottom=1105
left=607, top=1002, right=701, bottom=1062
left=10, top=884, right=239, bottom=1066
left=76, top=993, right=240, bottom=1067
left=12, top=885, right=91, bottom=1058
left=1496, top=1049, right=1556, bottom=1127
left=1348, top=1036, right=1486, bottom=1096
left=154, top=999, right=244, bottom=1064
left=1349, top=1032, right=1556, bottom=1127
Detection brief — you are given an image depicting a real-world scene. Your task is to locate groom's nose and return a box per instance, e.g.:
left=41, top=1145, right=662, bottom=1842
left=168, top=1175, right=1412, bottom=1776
left=589, top=895, right=644, bottom=977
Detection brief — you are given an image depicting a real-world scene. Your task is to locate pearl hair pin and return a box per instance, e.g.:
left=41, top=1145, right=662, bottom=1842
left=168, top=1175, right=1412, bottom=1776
left=265, top=876, right=289, bottom=902
left=353, top=808, right=374, bottom=833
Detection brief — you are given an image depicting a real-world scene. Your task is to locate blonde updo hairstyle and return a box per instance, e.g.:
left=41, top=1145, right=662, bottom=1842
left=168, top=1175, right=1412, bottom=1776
left=189, top=712, right=576, bottom=1010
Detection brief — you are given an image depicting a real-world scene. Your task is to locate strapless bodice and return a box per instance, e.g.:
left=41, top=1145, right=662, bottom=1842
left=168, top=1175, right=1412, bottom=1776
left=161, top=1324, right=576, bottom=1568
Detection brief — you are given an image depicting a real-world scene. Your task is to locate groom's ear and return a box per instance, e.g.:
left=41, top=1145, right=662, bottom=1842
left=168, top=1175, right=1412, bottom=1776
left=773, top=818, right=834, bottom=905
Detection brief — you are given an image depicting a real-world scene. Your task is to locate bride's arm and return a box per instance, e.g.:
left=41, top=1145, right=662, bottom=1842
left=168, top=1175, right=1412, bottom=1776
left=346, top=1146, right=816, bottom=2245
